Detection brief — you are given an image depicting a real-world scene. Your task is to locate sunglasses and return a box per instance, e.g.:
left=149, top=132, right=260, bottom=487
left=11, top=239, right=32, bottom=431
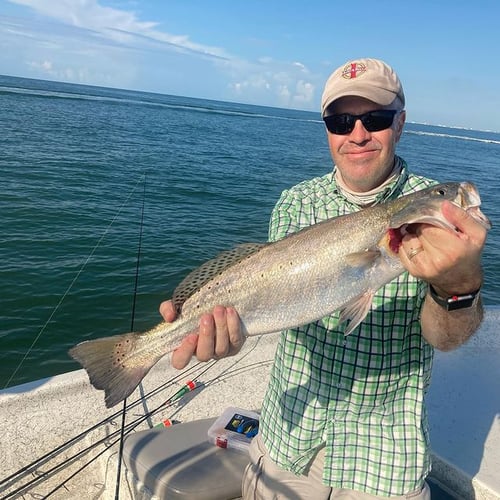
left=323, top=109, right=398, bottom=135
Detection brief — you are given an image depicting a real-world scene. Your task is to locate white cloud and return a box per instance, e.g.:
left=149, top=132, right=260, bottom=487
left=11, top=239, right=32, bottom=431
left=293, top=80, right=315, bottom=105
left=11, top=0, right=157, bottom=31
left=28, top=59, right=52, bottom=71
left=226, top=57, right=317, bottom=109
left=8, top=0, right=228, bottom=59
left=278, top=85, right=291, bottom=100
left=292, top=61, right=307, bottom=72
left=4, top=0, right=321, bottom=109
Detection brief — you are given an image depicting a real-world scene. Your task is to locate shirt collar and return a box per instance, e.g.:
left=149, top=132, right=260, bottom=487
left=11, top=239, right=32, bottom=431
left=331, top=156, right=409, bottom=208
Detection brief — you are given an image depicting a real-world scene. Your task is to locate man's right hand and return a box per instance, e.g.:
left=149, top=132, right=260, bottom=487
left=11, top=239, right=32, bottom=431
left=159, top=301, right=245, bottom=369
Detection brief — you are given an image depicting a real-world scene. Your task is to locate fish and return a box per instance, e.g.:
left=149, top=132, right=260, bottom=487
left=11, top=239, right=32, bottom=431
left=69, top=181, right=491, bottom=407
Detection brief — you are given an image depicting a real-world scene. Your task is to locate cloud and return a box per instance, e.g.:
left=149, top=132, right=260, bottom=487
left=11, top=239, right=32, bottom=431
left=4, top=0, right=320, bottom=109
left=226, top=57, right=317, bottom=109
left=294, top=80, right=315, bottom=105
left=28, top=59, right=52, bottom=71
left=8, top=0, right=229, bottom=59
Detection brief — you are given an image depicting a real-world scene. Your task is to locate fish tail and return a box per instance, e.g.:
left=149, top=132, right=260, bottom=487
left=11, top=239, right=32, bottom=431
left=69, top=332, right=162, bottom=408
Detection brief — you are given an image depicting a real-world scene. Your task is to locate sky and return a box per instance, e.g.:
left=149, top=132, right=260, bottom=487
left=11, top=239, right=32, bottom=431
left=1, top=0, right=499, bottom=131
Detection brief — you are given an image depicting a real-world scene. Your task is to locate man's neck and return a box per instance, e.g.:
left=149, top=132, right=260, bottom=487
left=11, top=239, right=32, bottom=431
left=334, top=157, right=402, bottom=207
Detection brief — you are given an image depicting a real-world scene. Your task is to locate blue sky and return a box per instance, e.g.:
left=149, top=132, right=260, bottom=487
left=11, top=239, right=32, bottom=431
left=1, top=0, right=499, bottom=131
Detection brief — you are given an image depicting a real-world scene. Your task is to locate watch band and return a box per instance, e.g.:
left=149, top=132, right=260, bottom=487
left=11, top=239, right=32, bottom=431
left=428, top=284, right=480, bottom=311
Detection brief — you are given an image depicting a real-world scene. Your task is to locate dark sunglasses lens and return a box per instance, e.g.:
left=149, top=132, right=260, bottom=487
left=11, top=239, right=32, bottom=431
left=362, top=111, right=396, bottom=132
left=324, top=110, right=397, bottom=135
left=324, top=114, right=353, bottom=135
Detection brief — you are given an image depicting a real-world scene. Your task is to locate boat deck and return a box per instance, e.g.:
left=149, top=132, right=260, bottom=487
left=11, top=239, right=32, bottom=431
left=0, top=307, right=499, bottom=499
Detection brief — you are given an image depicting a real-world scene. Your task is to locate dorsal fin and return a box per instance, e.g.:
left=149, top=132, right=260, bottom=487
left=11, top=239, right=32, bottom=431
left=172, top=242, right=267, bottom=315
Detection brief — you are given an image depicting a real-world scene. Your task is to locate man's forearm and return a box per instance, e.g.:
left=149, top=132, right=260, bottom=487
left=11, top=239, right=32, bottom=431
left=420, top=290, right=484, bottom=351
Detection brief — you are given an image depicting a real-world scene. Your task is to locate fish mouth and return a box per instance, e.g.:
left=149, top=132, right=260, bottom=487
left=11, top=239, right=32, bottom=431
left=456, top=182, right=492, bottom=230
left=386, top=226, right=408, bottom=253
left=386, top=181, right=491, bottom=255
left=464, top=205, right=492, bottom=230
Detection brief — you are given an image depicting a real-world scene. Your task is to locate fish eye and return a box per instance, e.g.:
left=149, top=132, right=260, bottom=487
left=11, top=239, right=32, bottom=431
left=436, top=188, right=446, bottom=196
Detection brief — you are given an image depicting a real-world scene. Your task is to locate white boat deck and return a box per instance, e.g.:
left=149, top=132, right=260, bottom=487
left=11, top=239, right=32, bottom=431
left=427, top=305, right=500, bottom=499
left=0, top=307, right=499, bottom=499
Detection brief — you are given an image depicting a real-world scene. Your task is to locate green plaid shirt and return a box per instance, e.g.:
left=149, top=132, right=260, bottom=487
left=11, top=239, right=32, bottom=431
left=260, top=160, right=436, bottom=496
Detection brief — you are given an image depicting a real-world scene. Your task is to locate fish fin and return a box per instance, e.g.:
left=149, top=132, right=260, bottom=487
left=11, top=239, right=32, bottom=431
left=338, top=291, right=375, bottom=336
left=69, top=332, right=161, bottom=408
left=173, top=242, right=267, bottom=314
left=344, top=250, right=380, bottom=267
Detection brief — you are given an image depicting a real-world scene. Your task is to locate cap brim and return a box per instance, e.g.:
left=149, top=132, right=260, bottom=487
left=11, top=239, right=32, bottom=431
left=321, top=87, right=400, bottom=116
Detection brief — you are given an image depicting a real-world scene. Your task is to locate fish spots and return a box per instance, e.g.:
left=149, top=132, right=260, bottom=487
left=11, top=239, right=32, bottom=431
left=277, top=261, right=294, bottom=270
left=171, top=242, right=266, bottom=315
left=112, top=354, right=126, bottom=367
left=112, top=342, right=130, bottom=368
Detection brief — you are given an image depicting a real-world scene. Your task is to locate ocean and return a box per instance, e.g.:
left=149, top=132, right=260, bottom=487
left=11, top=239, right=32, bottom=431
left=1, top=74, right=499, bottom=388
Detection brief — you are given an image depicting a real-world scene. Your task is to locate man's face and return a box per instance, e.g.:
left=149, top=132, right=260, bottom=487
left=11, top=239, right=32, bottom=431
left=325, top=96, right=406, bottom=193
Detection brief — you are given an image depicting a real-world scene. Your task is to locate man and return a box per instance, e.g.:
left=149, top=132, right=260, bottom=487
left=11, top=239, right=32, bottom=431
left=160, top=58, right=487, bottom=499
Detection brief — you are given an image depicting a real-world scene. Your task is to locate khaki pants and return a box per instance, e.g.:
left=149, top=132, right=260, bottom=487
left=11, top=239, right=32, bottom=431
left=242, top=435, right=431, bottom=500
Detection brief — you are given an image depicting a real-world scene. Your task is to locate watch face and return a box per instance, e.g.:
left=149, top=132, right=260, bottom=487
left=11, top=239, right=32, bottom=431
left=429, top=285, right=479, bottom=310
left=446, top=294, right=476, bottom=311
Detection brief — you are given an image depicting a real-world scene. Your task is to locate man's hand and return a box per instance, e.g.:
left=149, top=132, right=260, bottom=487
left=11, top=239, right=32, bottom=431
left=159, top=301, right=245, bottom=369
left=400, top=200, right=488, bottom=350
left=400, top=200, right=487, bottom=294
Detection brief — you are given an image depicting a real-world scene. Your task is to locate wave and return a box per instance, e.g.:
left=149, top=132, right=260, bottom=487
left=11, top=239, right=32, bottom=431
left=3, top=83, right=497, bottom=135
left=0, top=85, right=145, bottom=106
left=407, top=120, right=499, bottom=134
left=0, top=84, right=309, bottom=122
left=404, top=129, right=500, bottom=145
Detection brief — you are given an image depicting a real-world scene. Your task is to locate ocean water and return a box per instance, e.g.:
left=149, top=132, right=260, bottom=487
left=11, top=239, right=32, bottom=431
left=1, top=75, right=499, bottom=388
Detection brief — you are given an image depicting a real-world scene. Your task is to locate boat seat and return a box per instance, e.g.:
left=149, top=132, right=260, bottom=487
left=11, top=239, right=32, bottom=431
left=123, top=417, right=250, bottom=499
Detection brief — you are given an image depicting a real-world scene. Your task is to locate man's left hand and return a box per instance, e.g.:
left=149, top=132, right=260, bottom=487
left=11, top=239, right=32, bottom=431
left=400, top=200, right=488, bottom=295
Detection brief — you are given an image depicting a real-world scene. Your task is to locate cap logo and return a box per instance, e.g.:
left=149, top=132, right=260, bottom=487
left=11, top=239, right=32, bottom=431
left=342, top=62, right=366, bottom=80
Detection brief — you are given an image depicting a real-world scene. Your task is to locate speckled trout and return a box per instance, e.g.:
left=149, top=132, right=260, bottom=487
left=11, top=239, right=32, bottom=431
left=70, top=182, right=490, bottom=407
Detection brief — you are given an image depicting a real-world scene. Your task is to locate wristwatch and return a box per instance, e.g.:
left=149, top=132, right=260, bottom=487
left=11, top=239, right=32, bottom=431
left=428, top=284, right=480, bottom=311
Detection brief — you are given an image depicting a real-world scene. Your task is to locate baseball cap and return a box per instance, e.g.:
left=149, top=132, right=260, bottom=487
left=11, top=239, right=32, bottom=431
left=321, top=58, right=405, bottom=117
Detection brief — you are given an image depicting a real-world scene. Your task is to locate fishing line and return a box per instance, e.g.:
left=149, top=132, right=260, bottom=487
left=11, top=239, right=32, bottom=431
left=2, top=346, right=263, bottom=498
left=40, top=379, right=210, bottom=499
left=2, top=186, right=269, bottom=497
left=1, top=389, right=190, bottom=499
left=115, top=172, right=147, bottom=500
left=3, top=173, right=147, bottom=389
left=0, top=360, right=218, bottom=499
left=0, top=360, right=210, bottom=492
left=1, top=334, right=266, bottom=495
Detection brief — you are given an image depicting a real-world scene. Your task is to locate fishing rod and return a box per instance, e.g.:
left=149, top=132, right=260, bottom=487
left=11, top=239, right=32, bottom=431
left=0, top=359, right=209, bottom=494
left=42, top=374, right=212, bottom=499
left=2, top=351, right=274, bottom=497
left=2, top=173, right=147, bottom=390
left=1, top=172, right=151, bottom=491
left=1, top=337, right=273, bottom=498
left=40, top=354, right=271, bottom=500
left=0, top=360, right=218, bottom=499
left=114, top=172, right=148, bottom=499
left=0, top=169, right=276, bottom=498
left=0, top=170, right=203, bottom=498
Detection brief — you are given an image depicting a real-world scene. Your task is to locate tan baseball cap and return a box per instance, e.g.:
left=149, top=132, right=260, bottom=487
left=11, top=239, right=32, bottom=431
left=321, top=58, right=405, bottom=117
